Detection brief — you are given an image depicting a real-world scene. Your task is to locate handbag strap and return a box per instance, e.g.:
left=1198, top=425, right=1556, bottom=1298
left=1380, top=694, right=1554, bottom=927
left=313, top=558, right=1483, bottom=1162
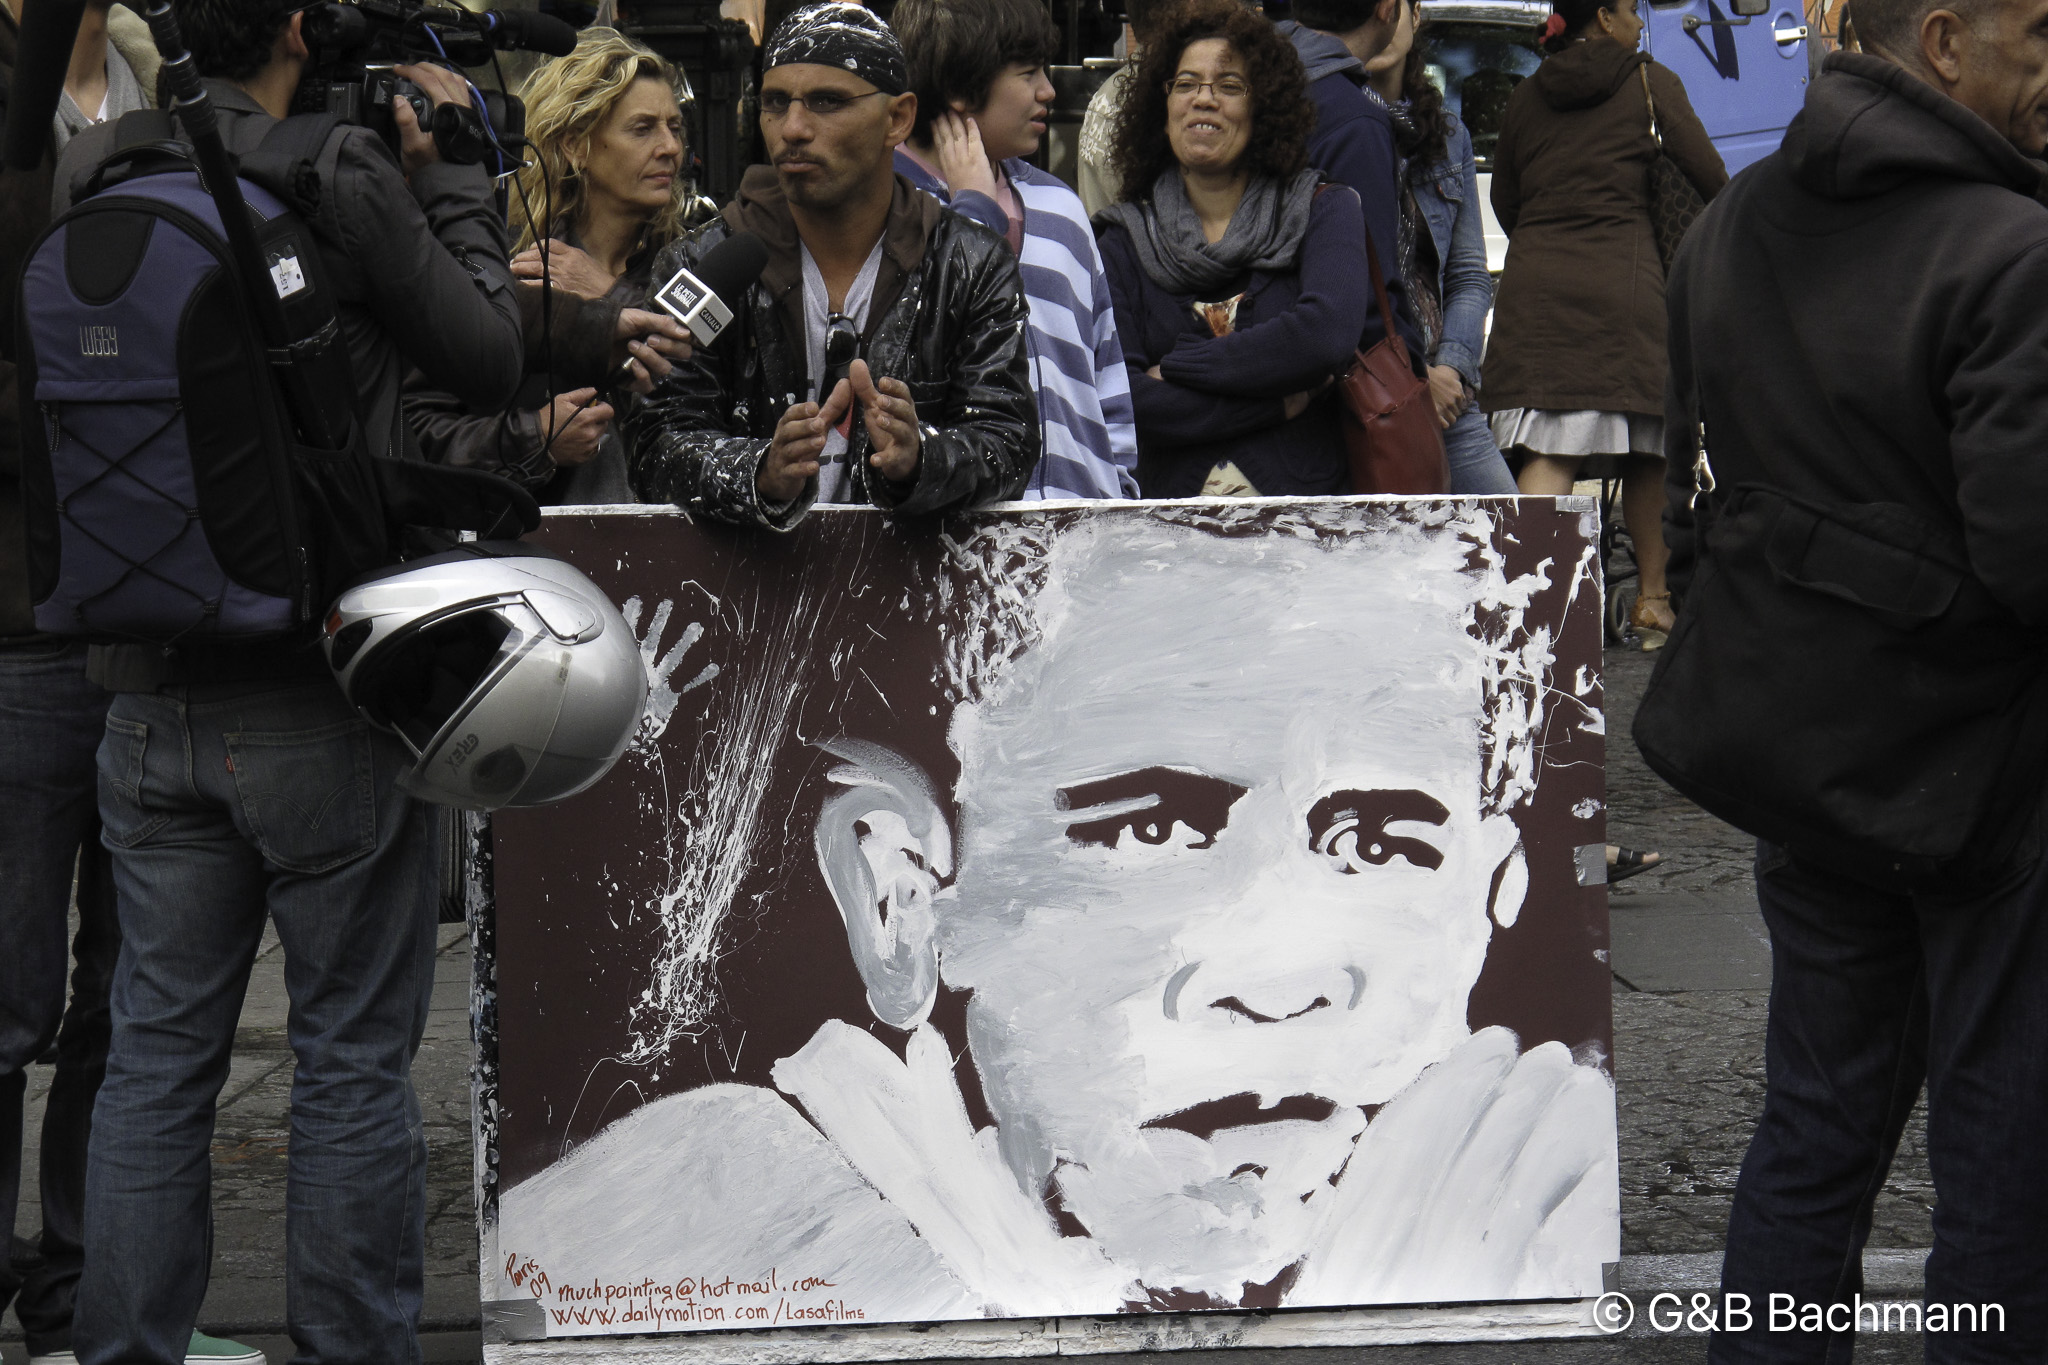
left=1640, top=64, right=1665, bottom=149
left=1316, top=181, right=1400, bottom=349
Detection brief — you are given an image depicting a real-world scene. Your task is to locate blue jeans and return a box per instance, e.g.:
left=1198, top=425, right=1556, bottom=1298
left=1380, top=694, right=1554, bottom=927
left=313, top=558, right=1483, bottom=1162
left=1711, top=840, right=2048, bottom=1363
left=0, top=638, right=118, bottom=1357
left=76, top=679, right=440, bottom=1365
left=1443, top=404, right=1518, bottom=495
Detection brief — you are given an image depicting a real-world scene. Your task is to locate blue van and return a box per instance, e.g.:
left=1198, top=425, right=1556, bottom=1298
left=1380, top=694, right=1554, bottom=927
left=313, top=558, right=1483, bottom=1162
left=1419, top=0, right=1811, bottom=267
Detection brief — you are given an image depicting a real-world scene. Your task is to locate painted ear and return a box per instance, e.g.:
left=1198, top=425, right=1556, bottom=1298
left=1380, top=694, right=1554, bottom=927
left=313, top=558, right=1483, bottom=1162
left=813, top=738, right=954, bottom=1031
left=1488, top=838, right=1530, bottom=929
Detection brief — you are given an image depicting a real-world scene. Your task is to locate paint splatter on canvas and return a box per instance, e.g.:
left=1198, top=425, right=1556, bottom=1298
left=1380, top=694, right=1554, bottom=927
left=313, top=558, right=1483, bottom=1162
left=482, top=499, right=1615, bottom=1339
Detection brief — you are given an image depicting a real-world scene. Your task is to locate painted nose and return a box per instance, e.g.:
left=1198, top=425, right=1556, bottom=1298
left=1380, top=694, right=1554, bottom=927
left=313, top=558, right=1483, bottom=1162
left=1161, top=961, right=1368, bottom=1022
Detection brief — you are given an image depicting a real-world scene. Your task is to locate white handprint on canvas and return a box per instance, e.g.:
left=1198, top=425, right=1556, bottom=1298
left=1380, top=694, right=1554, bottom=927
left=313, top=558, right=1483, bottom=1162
left=622, top=595, right=719, bottom=755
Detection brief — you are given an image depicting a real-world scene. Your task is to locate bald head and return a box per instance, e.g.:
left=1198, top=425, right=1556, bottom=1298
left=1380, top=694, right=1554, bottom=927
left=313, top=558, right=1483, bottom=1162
left=1853, top=0, right=2048, bottom=155
left=1850, top=0, right=1991, bottom=60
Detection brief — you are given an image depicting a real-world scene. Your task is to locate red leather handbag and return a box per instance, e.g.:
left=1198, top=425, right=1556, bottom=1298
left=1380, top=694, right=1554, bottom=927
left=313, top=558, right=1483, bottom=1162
left=1337, top=225, right=1449, bottom=495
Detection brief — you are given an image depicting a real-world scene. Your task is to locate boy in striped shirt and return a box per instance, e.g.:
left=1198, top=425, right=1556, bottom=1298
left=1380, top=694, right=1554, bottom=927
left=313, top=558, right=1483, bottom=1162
left=891, top=0, right=1139, bottom=501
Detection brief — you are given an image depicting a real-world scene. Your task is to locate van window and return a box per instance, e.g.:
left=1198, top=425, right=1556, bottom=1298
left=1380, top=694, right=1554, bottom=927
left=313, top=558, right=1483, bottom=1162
left=1417, top=26, right=1545, bottom=169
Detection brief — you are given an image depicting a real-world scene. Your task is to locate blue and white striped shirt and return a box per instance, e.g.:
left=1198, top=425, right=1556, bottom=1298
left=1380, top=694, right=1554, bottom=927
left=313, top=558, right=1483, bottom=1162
left=894, top=153, right=1139, bottom=500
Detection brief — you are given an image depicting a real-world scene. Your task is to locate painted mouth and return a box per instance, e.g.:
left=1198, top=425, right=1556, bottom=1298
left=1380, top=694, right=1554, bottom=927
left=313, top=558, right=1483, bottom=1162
left=1142, top=1093, right=1340, bottom=1141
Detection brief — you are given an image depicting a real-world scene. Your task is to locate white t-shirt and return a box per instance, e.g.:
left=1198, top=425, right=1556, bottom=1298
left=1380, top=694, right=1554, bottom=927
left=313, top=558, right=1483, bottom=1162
left=54, top=41, right=146, bottom=153
left=799, top=237, right=885, bottom=505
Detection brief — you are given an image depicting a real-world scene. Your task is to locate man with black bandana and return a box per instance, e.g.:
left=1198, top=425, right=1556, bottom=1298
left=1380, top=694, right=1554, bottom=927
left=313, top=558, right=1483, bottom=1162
left=623, top=1, right=1039, bottom=528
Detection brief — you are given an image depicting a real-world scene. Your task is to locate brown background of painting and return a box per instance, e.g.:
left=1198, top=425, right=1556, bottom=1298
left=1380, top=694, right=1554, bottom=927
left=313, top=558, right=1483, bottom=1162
left=489, top=501, right=1609, bottom=1193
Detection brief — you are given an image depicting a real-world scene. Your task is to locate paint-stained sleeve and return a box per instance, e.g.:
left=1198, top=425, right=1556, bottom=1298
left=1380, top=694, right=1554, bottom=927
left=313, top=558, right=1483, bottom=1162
left=1156, top=187, right=1373, bottom=396
left=625, top=235, right=810, bottom=531
left=865, top=230, right=1039, bottom=516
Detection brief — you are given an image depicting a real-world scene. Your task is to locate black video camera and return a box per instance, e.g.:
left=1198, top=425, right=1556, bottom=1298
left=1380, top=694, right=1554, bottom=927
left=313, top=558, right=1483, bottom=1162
left=296, top=0, right=579, bottom=170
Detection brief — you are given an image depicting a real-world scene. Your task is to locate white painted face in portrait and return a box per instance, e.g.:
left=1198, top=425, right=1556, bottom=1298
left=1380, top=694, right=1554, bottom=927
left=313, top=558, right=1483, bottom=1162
left=817, top=516, right=1533, bottom=1307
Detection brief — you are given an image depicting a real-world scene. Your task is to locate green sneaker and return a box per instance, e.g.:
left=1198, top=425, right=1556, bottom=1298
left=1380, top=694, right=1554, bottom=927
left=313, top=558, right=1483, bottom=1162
left=186, top=1332, right=267, bottom=1363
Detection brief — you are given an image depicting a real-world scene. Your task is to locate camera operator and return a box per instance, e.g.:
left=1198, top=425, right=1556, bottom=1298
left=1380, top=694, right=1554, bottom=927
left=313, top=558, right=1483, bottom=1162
left=407, top=28, right=714, bottom=504
left=47, top=3, right=523, bottom=1361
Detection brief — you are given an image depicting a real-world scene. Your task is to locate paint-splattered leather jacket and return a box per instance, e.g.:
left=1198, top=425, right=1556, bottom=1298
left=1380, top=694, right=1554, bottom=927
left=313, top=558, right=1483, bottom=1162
left=623, top=167, right=1038, bottom=530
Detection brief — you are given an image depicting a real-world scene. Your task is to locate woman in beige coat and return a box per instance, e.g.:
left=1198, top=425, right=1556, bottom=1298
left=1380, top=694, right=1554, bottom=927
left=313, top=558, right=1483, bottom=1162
left=1482, top=0, right=1726, bottom=647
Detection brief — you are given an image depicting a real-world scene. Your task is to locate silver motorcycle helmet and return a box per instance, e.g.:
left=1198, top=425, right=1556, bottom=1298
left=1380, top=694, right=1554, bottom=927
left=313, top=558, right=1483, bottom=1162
left=324, top=542, right=648, bottom=810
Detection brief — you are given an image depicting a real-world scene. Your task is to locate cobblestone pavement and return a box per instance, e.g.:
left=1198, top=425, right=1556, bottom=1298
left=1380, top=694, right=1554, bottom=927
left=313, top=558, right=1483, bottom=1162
left=6, top=643, right=1936, bottom=1364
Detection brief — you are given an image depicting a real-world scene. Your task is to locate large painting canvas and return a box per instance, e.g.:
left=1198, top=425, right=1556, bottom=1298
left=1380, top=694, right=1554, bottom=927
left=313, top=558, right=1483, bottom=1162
left=481, top=498, right=1616, bottom=1342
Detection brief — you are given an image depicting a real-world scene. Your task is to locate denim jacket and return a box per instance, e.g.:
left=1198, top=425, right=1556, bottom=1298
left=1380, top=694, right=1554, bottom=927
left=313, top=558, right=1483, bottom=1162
left=1406, top=114, right=1493, bottom=388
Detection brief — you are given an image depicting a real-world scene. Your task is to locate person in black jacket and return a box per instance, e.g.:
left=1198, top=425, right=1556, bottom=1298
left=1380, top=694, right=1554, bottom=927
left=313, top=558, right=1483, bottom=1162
left=44, top=3, right=523, bottom=1362
left=624, top=2, right=1038, bottom=529
left=1654, top=0, right=2048, bottom=1356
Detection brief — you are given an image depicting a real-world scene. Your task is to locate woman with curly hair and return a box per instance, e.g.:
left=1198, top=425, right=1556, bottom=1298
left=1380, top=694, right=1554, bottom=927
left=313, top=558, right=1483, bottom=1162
left=406, top=28, right=713, bottom=504
left=1363, top=0, right=1517, bottom=494
left=1095, top=0, right=1374, bottom=498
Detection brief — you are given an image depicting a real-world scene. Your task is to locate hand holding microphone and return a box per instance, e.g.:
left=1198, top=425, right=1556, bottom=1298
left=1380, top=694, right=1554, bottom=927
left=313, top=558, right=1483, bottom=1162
left=613, top=309, right=692, bottom=395
left=617, top=231, right=770, bottom=397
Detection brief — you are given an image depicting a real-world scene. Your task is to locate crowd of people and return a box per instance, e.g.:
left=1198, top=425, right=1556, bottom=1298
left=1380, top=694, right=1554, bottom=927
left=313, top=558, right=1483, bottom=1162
left=0, top=0, right=1720, bottom=1357
left=17, top=0, right=2048, bottom=1356
left=406, top=0, right=1726, bottom=524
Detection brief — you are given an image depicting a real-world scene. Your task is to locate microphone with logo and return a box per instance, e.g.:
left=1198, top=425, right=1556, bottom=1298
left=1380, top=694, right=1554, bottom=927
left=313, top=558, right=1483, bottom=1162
left=650, top=232, right=770, bottom=351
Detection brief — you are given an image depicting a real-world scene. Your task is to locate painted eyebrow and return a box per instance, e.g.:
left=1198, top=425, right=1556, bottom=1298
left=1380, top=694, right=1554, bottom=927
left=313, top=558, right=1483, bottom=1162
left=1305, top=789, right=1450, bottom=871
left=1058, top=767, right=1250, bottom=851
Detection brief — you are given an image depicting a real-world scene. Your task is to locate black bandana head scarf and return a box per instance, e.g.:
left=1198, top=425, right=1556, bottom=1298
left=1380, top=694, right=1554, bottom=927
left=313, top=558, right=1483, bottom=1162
left=763, top=3, right=909, bottom=96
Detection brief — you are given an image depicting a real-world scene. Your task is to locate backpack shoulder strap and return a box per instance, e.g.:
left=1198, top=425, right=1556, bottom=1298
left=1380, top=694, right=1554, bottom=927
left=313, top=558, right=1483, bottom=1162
left=238, top=111, right=343, bottom=217
left=76, top=109, right=190, bottom=200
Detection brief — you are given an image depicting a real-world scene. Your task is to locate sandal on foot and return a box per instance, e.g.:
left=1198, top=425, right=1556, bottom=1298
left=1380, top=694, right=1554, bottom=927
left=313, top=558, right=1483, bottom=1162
left=1609, top=846, right=1661, bottom=883
left=1630, top=592, right=1674, bottom=652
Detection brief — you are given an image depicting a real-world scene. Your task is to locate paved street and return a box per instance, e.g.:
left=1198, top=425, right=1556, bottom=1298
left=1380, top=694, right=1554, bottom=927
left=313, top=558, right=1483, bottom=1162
left=5, top=643, right=1934, bottom=1364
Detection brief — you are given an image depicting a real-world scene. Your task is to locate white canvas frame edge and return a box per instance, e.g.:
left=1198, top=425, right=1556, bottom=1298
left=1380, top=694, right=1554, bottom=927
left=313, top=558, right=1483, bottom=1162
left=484, top=1298, right=1610, bottom=1362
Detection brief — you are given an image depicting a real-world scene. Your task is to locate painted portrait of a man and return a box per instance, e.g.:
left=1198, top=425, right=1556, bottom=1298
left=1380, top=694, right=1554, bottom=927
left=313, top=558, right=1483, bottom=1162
left=487, top=502, right=1616, bottom=1334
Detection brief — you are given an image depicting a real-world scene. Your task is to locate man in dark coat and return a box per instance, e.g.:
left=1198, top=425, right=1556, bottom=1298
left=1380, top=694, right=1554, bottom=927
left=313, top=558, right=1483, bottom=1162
left=1654, top=0, right=2048, bottom=1354
left=626, top=2, right=1038, bottom=530
left=1272, top=0, right=1420, bottom=352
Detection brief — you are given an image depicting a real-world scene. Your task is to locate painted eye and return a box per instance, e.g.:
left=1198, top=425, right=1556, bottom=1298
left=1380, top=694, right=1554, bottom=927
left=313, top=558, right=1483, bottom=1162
left=1305, top=790, right=1449, bottom=873
left=1068, top=812, right=1196, bottom=850
left=1059, top=767, right=1250, bottom=853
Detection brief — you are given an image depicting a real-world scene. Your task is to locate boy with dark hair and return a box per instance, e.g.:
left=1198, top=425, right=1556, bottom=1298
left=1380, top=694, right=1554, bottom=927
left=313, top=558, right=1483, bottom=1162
left=1275, top=0, right=1421, bottom=353
left=890, top=0, right=1138, bottom=500
left=48, top=1, right=523, bottom=1361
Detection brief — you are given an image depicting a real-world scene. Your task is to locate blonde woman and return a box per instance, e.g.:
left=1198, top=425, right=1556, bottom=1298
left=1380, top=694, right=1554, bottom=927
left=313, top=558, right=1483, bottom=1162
left=406, top=28, right=715, bottom=503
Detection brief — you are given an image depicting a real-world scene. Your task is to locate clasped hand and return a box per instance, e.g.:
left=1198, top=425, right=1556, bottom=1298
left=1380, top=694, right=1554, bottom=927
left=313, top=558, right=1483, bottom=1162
left=758, top=360, right=921, bottom=502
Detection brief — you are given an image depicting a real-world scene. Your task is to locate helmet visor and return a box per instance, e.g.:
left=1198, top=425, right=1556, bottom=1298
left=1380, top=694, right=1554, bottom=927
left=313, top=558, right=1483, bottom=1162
left=350, top=603, right=530, bottom=756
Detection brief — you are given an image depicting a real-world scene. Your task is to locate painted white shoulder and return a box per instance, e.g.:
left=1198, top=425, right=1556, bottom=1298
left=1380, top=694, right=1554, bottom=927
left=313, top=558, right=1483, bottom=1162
left=494, top=1081, right=975, bottom=1330
left=774, top=1021, right=1132, bottom=1316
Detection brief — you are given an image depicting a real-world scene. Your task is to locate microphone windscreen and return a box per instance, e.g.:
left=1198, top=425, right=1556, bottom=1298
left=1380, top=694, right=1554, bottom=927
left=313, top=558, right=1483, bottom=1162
left=4, top=0, right=89, bottom=172
left=492, top=9, right=579, bottom=56
left=694, top=232, right=770, bottom=309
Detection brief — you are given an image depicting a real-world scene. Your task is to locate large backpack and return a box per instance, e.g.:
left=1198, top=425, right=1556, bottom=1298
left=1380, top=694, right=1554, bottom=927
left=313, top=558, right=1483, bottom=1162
left=14, top=109, right=530, bottom=644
